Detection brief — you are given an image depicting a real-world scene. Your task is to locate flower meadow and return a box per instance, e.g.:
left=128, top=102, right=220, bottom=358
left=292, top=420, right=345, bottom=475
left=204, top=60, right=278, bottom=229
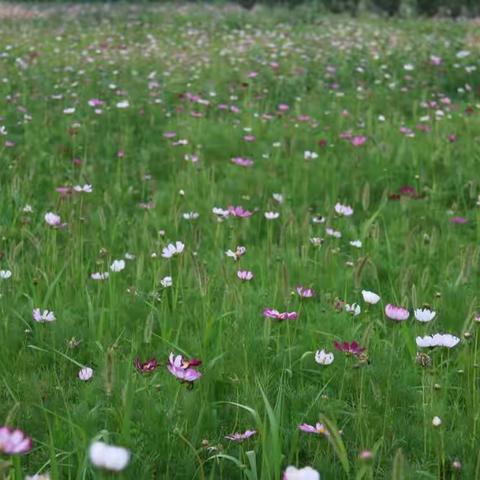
left=1, top=3, right=480, bottom=479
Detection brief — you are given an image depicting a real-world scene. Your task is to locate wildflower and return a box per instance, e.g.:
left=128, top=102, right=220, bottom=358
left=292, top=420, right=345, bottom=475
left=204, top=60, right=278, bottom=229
left=225, top=246, right=246, bottom=261
left=134, top=357, right=159, bottom=373
left=32, top=308, right=55, bottom=323
left=161, top=241, right=185, bottom=258
left=91, top=272, right=109, bottom=281
left=231, top=157, right=254, bottom=167
left=263, top=309, right=298, bottom=321
left=416, top=334, right=460, bottom=349
left=88, top=98, right=104, bottom=107
left=44, top=212, right=65, bottom=228
left=326, top=227, right=341, bottom=238
left=415, top=352, right=432, bottom=368
left=312, top=215, right=325, bottom=224
left=212, top=207, right=230, bottom=221
left=414, top=308, right=436, bottom=322
left=73, top=184, right=93, bottom=193
left=298, top=423, right=329, bottom=436
left=310, top=237, right=324, bottom=247
left=273, top=193, right=284, bottom=203
left=89, top=441, right=130, bottom=472
left=264, top=211, right=280, bottom=220
left=0, top=426, right=32, bottom=454
left=334, top=340, right=365, bottom=357
left=350, top=240, right=362, bottom=248
left=385, top=304, right=409, bottom=321
left=449, top=216, right=468, bottom=224
left=432, top=416, right=442, bottom=427
left=160, top=276, right=173, bottom=287
left=315, top=350, right=334, bottom=365
left=124, top=253, right=135, bottom=260
left=283, top=466, right=320, bottom=480
left=110, top=259, right=125, bottom=272
left=23, top=204, right=33, bottom=213
left=361, top=290, right=380, bottom=304
left=359, top=450, right=374, bottom=460
left=334, top=203, right=353, bottom=216
left=0, top=270, right=12, bottom=279
left=225, top=430, right=256, bottom=442
left=228, top=205, right=253, bottom=218
left=78, top=367, right=93, bottom=381
left=351, top=135, right=367, bottom=147
left=183, top=211, right=199, bottom=220
left=345, top=303, right=361, bottom=316
left=296, top=286, right=315, bottom=298
left=167, top=353, right=202, bottom=383
left=237, top=270, right=253, bottom=281
left=304, top=151, right=318, bottom=160
left=25, top=473, right=51, bottom=480
left=116, top=100, right=130, bottom=109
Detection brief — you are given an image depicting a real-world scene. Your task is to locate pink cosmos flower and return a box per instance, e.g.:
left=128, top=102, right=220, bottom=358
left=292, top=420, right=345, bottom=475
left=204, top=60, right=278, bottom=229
left=0, top=426, right=32, bottom=454
left=333, top=340, right=365, bottom=357
left=296, top=286, right=315, bottom=298
left=351, top=135, right=367, bottom=147
left=32, top=308, right=55, bottom=323
left=44, top=212, right=66, bottom=228
left=88, top=98, right=104, bottom=107
left=449, top=216, right=468, bottom=224
left=56, top=186, right=73, bottom=197
left=243, top=135, right=256, bottom=142
left=298, top=423, right=329, bottom=436
left=385, top=304, right=410, bottom=321
left=263, top=309, right=298, bottom=321
left=134, top=357, right=159, bottom=373
left=231, top=157, right=254, bottom=167
left=167, top=353, right=202, bottom=384
left=225, top=430, right=257, bottom=442
left=237, top=270, right=253, bottom=281
left=228, top=205, right=253, bottom=218
left=430, top=55, right=442, bottom=66
left=78, top=367, right=94, bottom=381
left=334, top=203, right=354, bottom=216
left=278, top=104, right=289, bottom=112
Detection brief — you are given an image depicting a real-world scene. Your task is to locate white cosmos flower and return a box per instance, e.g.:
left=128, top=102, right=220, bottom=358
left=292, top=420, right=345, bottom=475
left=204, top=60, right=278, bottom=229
left=212, top=207, right=229, bottom=219
left=110, top=259, right=125, bottom=272
left=414, top=308, right=436, bottom=323
left=326, top=227, right=341, bottom=238
left=403, top=64, right=414, bottom=71
left=334, top=203, right=354, bottom=216
left=272, top=193, right=284, bottom=203
left=345, top=303, right=361, bottom=316
left=160, top=276, right=172, bottom=287
left=23, top=204, right=33, bottom=213
left=225, top=246, right=246, bottom=261
left=89, top=441, right=130, bottom=472
left=283, top=466, right=320, bottom=480
left=33, top=308, right=55, bottom=323
left=44, top=212, right=61, bottom=226
left=310, top=237, right=323, bottom=247
left=315, top=349, right=334, bottom=365
left=416, top=333, right=460, bottom=349
left=91, top=272, right=109, bottom=281
left=161, top=241, right=185, bottom=258
left=116, top=100, right=130, bottom=109
left=73, top=184, right=92, bottom=193
left=0, top=270, right=12, bottom=279
left=361, top=290, right=380, bottom=304
left=78, top=367, right=93, bottom=381
left=63, top=107, right=75, bottom=114
left=432, top=416, right=442, bottom=427
left=350, top=240, right=362, bottom=248
left=304, top=151, right=318, bottom=160
left=183, top=211, right=199, bottom=220
left=264, top=211, right=280, bottom=220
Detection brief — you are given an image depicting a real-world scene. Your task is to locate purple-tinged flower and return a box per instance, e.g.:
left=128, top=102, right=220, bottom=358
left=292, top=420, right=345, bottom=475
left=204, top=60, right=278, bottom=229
left=359, top=450, right=374, bottom=460
left=0, top=426, right=32, bottom=454
left=88, top=98, right=104, bottom=107
left=225, top=246, right=246, bottom=261
left=449, top=216, right=468, bottom=224
left=334, top=340, right=365, bottom=357
left=334, top=203, right=353, bottom=216
left=231, top=157, right=254, bottom=167
left=56, top=186, right=73, bottom=197
left=228, top=205, right=253, bottom=218
left=237, top=270, right=253, bottom=281
left=298, top=422, right=329, bottom=436
left=263, top=309, right=298, bottom=321
left=134, top=357, right=159, bottom=373
left=351, top=135, right=367, bottom=147
left=385, top=304, right=409, bottom=321
left=225, top=430, right=256, bottom=442
left=167, top=353, right=202, bottom=384
left=243, top=134, right=256, bottom=142
left=44, top=212, right=66, bottom=228
left=33, top=308, right=55, bottom=323
left=78, top=367, right=93, bottom=381
left=296, top=286, right=315, bottom=298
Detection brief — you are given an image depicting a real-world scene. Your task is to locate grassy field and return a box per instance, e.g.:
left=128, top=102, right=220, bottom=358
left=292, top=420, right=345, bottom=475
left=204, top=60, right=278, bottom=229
left=0, top=3, right=480, bottom=479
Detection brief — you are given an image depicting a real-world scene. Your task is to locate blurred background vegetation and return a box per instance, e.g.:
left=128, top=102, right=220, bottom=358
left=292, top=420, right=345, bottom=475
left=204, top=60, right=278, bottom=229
left=5, top=0, right=480, bottom=18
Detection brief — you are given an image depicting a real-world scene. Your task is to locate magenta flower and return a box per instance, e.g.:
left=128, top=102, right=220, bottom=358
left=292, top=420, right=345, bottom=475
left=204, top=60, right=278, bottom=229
left=88, top=98, right=104, bottom=107
left=385, top=304, right=410, bottom=321
left=237, top=270, right=253, bottom=281
left=225, top=429, right=257, bottom=442
left=0, top=426, right=32, bottom=455
left=134, top=357, right=159, bottom=373
left=228, top=205, right=253, bottom=218
left=334, top=340, right=365, bottom=357
left=263, top=309, right=298, bottom=321
left=278, top=104, right=289, bottom=112
left=449, top=216, right=468, bottom=224
left=231, top=157, right=254, bottom=167
left=163, top=131, right=177, bottom=138
left=243, top=135, right=256, bottom=142
left=351, top=135, right=367, bottom=147
left=298, top=422, right=329, bottom=436
left=296, top=286, right=315, bottom=298
left=167, top=353, right=202, bottom=384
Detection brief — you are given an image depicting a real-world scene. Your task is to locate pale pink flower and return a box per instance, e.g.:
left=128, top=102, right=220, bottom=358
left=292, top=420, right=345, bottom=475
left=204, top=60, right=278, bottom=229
left=385, top=304, right=409, bottom=321
left=298, top=422, right=329, bottom=436
left=228, top=205, right=253, bottom=218
left=44, top=212, right=64, bottom=227
left=0, top=426, right=32, bottom=454
left=263, top=309, right=298, bottom=321
left=225, top=430, right=256, bottom=442
left=167, top=353, right=202, bottom=383
left=231, top=157, right=254, bottom=167
left=73, top=184, right=93, bottom=193
left=33, top=308, right=55, bottom=323
left=78, top=367, right=93, bottom=381
left=334, top=203, right=353, bottom=216
left=296, top=286, right=315, bottom=298
left=237, top=270, right=253, bottom=281
left=351, top=135, right=367, bottom=147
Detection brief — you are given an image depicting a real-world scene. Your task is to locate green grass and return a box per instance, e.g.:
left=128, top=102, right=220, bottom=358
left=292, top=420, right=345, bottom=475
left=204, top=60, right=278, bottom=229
left=0, top=2, right=479, bottom=479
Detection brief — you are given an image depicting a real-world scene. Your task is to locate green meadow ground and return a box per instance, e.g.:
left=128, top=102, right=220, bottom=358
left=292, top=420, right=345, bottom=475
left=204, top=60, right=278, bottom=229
left=0, top=3, right=480, bottom=479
